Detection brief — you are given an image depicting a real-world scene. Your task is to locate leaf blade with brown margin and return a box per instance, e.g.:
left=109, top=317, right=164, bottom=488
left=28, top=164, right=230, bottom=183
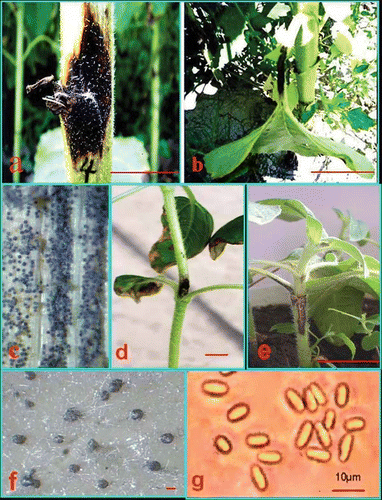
left=209, top=216, right=243, bottom=260
left=149, top=197, right=214, bottom=273
left=114, top=275, right=163, bottom=303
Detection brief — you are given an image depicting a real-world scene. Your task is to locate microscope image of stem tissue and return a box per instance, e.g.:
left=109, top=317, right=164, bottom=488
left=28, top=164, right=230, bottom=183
left=2, top=186, right=108, bottom=368
left=2, top=371, right=184, bottom=496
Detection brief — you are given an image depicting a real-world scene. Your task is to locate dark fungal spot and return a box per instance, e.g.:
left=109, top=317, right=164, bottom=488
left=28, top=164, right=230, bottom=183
left=68, top=464, right=81, bottom=473
left=160, top=433, right=174, bottom=444
left=88, top=438, right=100, bottom=452
left=63, top=407, right=82, bottom=422
left=24, top=371, right=36, bottom=380
left=21, top=470, right=41, bottom=489
left=100, top=390, right=109, bottom=401
left=109, top=378, right=123, bottom=393
left=97, top=479, right=109, bottom=489
left=53, top=434, right=64, bottom=444
left=63, top=448, right=70, bottom=455
left=12, top=434, right=27, bottom=444
left=25, top=399, right=35, bottom=408
left=130, top=409, right=144, bottom=420
left=147, top=460, right=161, bottom=471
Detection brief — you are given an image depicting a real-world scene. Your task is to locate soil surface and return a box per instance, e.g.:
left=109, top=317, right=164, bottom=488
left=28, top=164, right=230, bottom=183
left=249, top=298, right=379, bottom=368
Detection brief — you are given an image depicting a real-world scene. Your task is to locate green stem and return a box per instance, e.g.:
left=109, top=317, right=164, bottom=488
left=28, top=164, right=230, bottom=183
left=249, top=267, right=293, bottom=292
left=13, top=3, right=24, bottom=183
left=295, top=326, right=313, bottom=367
left=149, top=275, right=178, bottom=292
left=184, top=283, right=242, bottom=302
left=112, top=185, right=148, bottom=203
left=149, top=17, right=161, bottom=182
left=160, top=186, right=189, bottom=294
left=292, top=2, right=320, bottom=105
left=168, top=298, right=188, bottom=368
left=3, top=49, right=16, bottom=66
left=294, top=241, right=317, bottom=294
left=248, top=301, right=257, bottom=343
left=23, top=35, right=60, bottom=61
left=250, top=259, right=300, bottom=276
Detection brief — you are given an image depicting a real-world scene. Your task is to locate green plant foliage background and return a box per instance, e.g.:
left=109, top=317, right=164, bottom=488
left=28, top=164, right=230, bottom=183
left=2, top=2, right=179, bottom=181
left=185, top=2, right=376, bottom=182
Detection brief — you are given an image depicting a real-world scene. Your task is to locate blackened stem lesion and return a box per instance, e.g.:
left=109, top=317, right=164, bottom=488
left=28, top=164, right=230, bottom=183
left=277, top=46, right=287, bottom=97
left=290, top=293, right=307, bottom=336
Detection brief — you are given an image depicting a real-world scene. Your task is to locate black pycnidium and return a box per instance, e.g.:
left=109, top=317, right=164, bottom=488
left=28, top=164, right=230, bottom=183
left=53, top=435, right=64, bottom=444
left=21, top=475, right=34, bottom=487
left=21, top=474, right=40, bottom=488
left=63, top=407, right=82, bottom=422
left=88, top=438, right=100, bottom=452
left=24, top=371, right=36, bottom=380
left=97, top=479, right=109, bottom=489
left=25, top=399, right=35, bottom=408
left=63, top=448, right=70, bottom=455
left=12, top=434, right=27, bottom=444
left=147, top=460, right=161, bottom=471
left=109, top=379, right=123, bottom=392
left=100, top=390, right=109, bottom=401
left=160, top=433, right=174, bottom=444
left=68, top=464, right=81, bottom=473
left=130, top=409, right=144, bottom=420
left=32, top=479, right=41, bottom=488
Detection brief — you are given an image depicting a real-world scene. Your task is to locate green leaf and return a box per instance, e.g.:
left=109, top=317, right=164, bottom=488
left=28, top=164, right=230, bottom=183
left=353, top=64, right=369, bottom=74
left=152, top=2, right=168, bottom=17
left=331, top=332, right=356, bottom=359
left=114, top=3, right=144, bottom=35
left=257, top=199, right=317, bottom=222
left=218, top=7, right=246, bottom=41
left=270, top=322, right=295, bottom=334
left=357, top=231, right=371, bottom=247
left=349, top=214, right=369, bottom=242
left=249, top=12, right=270, bottom=30
left=334, top=32, right=353, bottom=55
left=149, top=197, right=214, bottom=273
left=301, top=102, right=318, bottom=123
left=345, top=108, right=375, bottom=131
left=321, top=237, right=368, bottom=277
left=25, top=3, right=55, bottom=37
left=311, top=286, right=364, bottom=346
left=204, top=99, right=374, bottom=179
left=159, top=139, right=171, bottom=159
left=251, top=199, right=325, bottom=243
left=265, top=45, right=282, bottom=62
left=306, top=215, right=323, bottom=244
left=333, top=207, right=347, bottom=223
left=308, top=255, right=379, bottom=304
left=287, top=81, right=299, bottom=111
left=209, top=216, right=243, bottom=260
left=114, top=275, right=163, bottom=303
left=361, top=331, right=380, bottom=351
left=248, top=202, right=281, bottom=225
left=204, top=126, right=263, bottom=179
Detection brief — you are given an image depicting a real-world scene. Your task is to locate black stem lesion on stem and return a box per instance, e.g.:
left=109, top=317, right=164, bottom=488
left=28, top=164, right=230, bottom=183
left=277, top=45, right=287, bottom=96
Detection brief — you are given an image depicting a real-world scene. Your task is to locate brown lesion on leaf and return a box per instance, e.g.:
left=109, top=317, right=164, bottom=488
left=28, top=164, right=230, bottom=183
left=114, top=281, right=163, bottom=303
